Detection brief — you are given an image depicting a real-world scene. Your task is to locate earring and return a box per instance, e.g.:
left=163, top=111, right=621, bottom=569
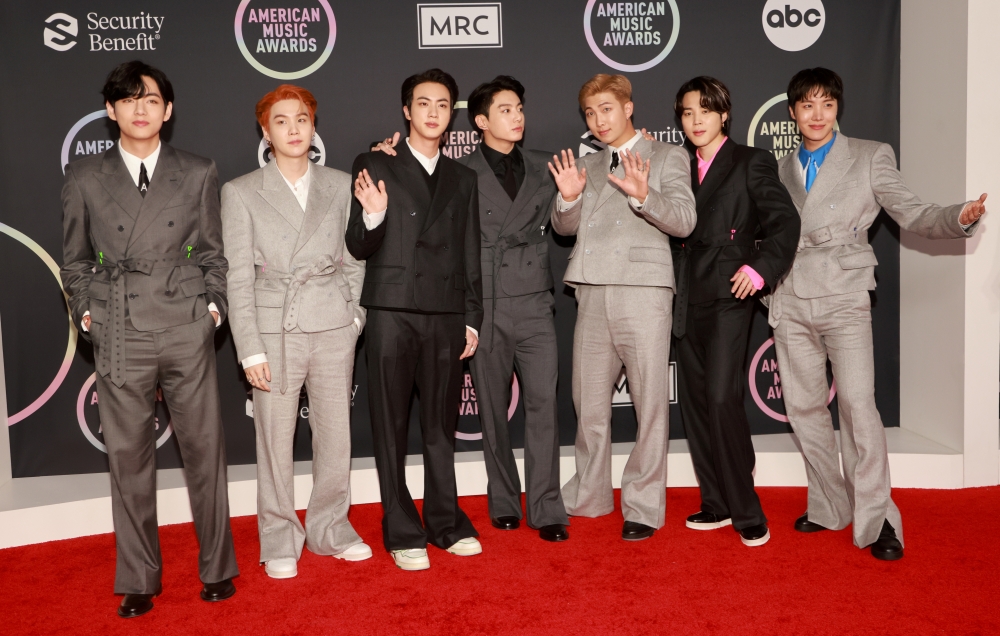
left=265, top=138, right=271, bottom=146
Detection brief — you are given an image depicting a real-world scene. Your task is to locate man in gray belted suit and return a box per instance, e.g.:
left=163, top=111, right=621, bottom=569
left=771, top=68, right=987, bottom=561
left=549, top=74, right=696, bottom=541
left=222, top=85, right=372, bottom=580
left=60, top=62, right=237, bottom=618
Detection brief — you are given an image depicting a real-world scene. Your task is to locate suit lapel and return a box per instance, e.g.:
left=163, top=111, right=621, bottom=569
left=292, top=165, right=336, bottom=257
left=388, top=147, right=432, bottom=213
left=257, top=160, right=305, bottom=231
left=127, top=143, right=185, bottom=250
left=781, top=146, right=808, bottom=210
left=469, top=148, right=513, bottom=214
left=591, top=147, right=619, bottom=211
left=801, top=134, right=854, bottom=216
left=422, top=157, right=459, bottom=233
left=499, top=150, right=546, bottom=236
left=694, top=140, right=735, bottom=209
left=94, top=148, right=143, bottom=220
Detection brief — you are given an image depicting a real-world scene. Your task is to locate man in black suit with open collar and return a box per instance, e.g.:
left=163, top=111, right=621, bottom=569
left=346, top=69, right=483, bottom=571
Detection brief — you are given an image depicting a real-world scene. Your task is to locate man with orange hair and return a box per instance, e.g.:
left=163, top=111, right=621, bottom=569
left=222, top=84, right=373, bottom=580
left=549, top=74, right=696, bottom=541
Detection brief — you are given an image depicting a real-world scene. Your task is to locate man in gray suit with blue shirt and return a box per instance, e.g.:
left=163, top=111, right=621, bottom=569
left=771, top=68, right=987, bottom=560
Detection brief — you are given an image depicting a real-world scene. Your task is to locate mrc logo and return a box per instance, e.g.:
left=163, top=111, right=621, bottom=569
left=417, top=3, right=502, bottom=49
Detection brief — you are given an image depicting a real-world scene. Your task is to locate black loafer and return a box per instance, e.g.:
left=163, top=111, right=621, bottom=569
left=621, top=521, right=655, bottom=541
left=491, top=516, right=520, bottom=530
left=538, top=524, right=569, bottom=542
left=118, top=586, right=161, bottom=619
left=739, top=523, right=771, bottom=547
left=870, top=520, right=903, bottom=561
left=794, top=513, right=827, bottom=533
left=200, top=578, right=236, bottom=602
left=685, top=511, right=733, bottom=530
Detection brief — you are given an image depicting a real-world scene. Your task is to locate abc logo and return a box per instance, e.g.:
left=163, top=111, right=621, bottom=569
left=762, top=0, right=825, bottom=52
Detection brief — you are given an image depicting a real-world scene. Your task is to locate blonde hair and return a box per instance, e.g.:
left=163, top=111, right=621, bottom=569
left=578, top=74, right=632, bottom=110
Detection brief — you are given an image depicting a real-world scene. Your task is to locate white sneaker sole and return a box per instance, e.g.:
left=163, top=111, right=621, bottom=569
left=446, top=543, right=482, bottom=557
left=741, top=529, right=771, bottom=547
left=394, top=559, right=430, bottom=571
left=685, top=518, right=733, bottom=531
left=265, top=566, right=298, bottom=579
left=334, top=547, right=373, bottom=562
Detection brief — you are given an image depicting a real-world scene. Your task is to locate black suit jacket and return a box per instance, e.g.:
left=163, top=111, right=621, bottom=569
left=345, top=146, right=484, bottom=331
left=671, top=141, right=800, bottom=319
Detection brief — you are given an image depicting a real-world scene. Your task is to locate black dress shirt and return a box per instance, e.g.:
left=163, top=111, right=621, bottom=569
left=479, top=143, right=525, bottom=200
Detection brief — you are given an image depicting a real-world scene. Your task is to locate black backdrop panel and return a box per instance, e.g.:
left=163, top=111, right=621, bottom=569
left=0, top=1, right=900, bottom=477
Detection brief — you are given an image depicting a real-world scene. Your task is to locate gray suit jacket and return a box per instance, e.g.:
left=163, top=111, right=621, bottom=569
left=550, top=138, right=696, bottom=289
left=221, top=161, right=365, bottom=363
left=458, top=147, right=557, bottom=299
left=61, top=143, right=227, bottom=339
left=771, top=134, right=976, bottom=324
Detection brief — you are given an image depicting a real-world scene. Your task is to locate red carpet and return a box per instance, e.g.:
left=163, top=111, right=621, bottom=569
left=2, top=487, right=999, bottom=635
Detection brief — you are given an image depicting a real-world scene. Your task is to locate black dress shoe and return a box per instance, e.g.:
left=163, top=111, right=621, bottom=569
left=794, top=513, right=827, bottom=533
left=200, top=578, right=236, bottom=602
left=685, top=511, right=733, bottom=530
left=117, top=586, right=161, bottom=619
left=870, top=520, right=904, bottom=561
left=621, top=521, right=655, bottom=541
left=739, top=523, right=771, bottom=547
left=491, top=516, right=520, bottom=530
left=538, top=524, right=569, bottom=542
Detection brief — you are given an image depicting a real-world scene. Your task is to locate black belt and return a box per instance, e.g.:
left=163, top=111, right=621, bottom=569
left=481, top=229, right=547, bottom=351
left=672, top=231, right=755, bottom=339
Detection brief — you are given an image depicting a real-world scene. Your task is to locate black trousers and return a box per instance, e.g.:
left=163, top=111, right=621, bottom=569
left=365, top=309, right=478, bottom=551
left=675, top=297, right=766, bottom=530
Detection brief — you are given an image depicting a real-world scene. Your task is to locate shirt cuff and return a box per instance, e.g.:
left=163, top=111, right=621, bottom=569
left=363, top=209, right=387, bottom=230
left=241, top=353, right=268, bottom=369
left=354, top=317, right=362, bottom=334
left=466, top=326, right=479, bottom=338
left=556, top=192, right=580, bottom=212
left=81, top=311, right=90, bottom=332
left=738, top=265, right=765, bottom=291
left=207, top=302, right=222, bottom=327
left=628, top=195, right=645, bottom=210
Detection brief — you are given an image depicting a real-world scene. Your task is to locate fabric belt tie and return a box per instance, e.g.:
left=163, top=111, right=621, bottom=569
left=255, top=254, right=339, bottom=394
left=672, top=231, right=756, bottom=339
left=481, top=229, right=547, bottom=352
left=97, top=250, right=193, bottom=388
left=797, top=226, right=868, bottom=251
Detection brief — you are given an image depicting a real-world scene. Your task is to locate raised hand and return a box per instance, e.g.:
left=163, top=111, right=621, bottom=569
left=371, top=132, right=400, bottom=156
left=355, top=168, right=388, bottom=214
left=607, top=148, right=650, bottom=203
left=959, top=192, right=987, bottom=225
left=547, top=149, right=587, bottom=202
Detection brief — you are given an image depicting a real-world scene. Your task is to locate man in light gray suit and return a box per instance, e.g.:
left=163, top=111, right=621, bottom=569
left=549, top=74, right=697, bottom=541
left=222, top=85, right=373, bottom=579
left=771, top=68, right=987, bottom=560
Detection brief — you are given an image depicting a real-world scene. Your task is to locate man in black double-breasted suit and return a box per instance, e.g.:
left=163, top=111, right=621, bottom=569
left=346, top=69, right=483, bottom=571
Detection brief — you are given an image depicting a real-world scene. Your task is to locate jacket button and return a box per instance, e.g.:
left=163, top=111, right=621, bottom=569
left=168, top=221, right=174, bottom=227
left=616, top=220, right=622, bottom=226
left=502, top=263, right=509, bottom=268
left=117, top=225, right=124, bottom=232
left=487, top=210, right=492, bottom=215
left=165, top=290, right=173, bottom=297
left=410, top=212, right=417, bottom=216
left=585, top=249, right=592, bottom=255
left=442, top=275, right=448, bottom=280
left=830, top=204, right=836, bottom=209
left=588, top=222, right=595, bottom=227
left=415, top=272, right=422, bottom=278
left=444, top=246, right=449, bottom=250
left=526, top=261, right=532, bottom=266
left=415, top=241, right=422, bottom=248
left=128, top=293, right=136, bottom=299
left=535, top=205, right=540, bottom=211
left=587, top=192, right=593, bottom=198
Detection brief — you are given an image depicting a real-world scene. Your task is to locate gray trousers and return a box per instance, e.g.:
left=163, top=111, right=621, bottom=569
left=561, top=285, right=673, bottom=529
left=773, top=291, right=903, bottom=548
left=93, top=315, right=238, bottom=594
left=469, top=292, right=568, bottom=528
left=253, top=326, right=362, bottom=562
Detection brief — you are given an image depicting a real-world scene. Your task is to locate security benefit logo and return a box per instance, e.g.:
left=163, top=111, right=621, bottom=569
left=761, top=0, right=825, bottom=52
left=577, top=126, right=685, bottom=158
left=62, top=111, right=115, bottom=174
left=584, top=0, right=680, bottom=72
left=235, top=0, right=337, bottom=79
left=77, top=374, right=174, bottom=453
left=455, top=372, right=520, bottom=441
left=748, top=337, right=835, bottom=422
left=258, top=133, right=326, bottom=167
left=613, top=365, right=677, bottom=406
left=418, top=3, right=502, bottom=49
left=43, top=11, right=165, bottom=52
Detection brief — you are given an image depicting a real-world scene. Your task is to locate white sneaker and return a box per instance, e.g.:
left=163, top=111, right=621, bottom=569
left=334, top=542, right=373, bottom=562
left=446, top=537, right=482, bottom=556
left=264, top=557, right=298, bottom=579
left=392, top=548, right=430, bottom=571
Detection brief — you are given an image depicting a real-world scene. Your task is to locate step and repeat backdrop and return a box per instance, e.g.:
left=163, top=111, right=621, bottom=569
left=1, top=0, right=900, bottom=477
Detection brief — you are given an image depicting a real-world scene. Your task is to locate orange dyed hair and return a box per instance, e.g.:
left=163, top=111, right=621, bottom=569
left=578, top=74, right=632, bottom=110
left=255, top=84, right=318, bottom=131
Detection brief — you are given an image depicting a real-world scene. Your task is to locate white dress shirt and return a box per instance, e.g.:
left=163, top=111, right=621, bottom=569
left=557, top=130, right=646, bottom=212
left=279, top=161, right=311, bottom=211
left=82, top=141, right=221, bottom=331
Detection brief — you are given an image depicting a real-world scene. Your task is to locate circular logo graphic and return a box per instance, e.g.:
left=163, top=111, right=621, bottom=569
left=257, top=132, right=327, bottom=167
left=235, top=0, right=336, bottom=80
left=455, top=372, right=520, bottom=441
left=762, top=0, right=825, bottom=52
left=584, top=0, right=680, bottom=72
left=62, top=110, right=116, bottom=174
left=749, top=337, right=835, bottom=422
left=76, top=373, right=174, bottom=452
left=748, top=93, right=839, bottom=160
left=0, top=223, right=77, bottom=426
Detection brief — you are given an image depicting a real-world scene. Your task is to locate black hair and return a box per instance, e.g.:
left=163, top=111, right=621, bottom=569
left=101, top=60, right=174, bottom=106
left=673, top=76, right=732, bottom=136
left=787, top=67, right=843, bottom=110
left=401, top=68, right=458, bottom=110
left=466, top=75, right=525, bottom=128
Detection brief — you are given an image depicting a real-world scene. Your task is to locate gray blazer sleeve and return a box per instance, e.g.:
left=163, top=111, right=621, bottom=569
left=871, top=143, right=975, bottom=239
left=550, top=193, right=582, bottom=237
left=633, top=145, right=697, bottom=238
left=59, top=165, right=96, bottom=337
left=220, top=181, right=266, bottom=363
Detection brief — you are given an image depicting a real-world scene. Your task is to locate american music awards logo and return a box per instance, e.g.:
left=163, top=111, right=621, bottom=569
left=613, top=365, right=677, bottom=406
left=455, top=372, right=519, bottom=441
left=62, top=111, right=115, bottom=174
left=440, top=101, right=481, bottom=159
left=584, top=0, right=680, bottom=72
left=77, top=373, right=174, bottom=453
left=235, top=0, right=336, bottom=79
left=748, top=337, right=835, bottom=422
left=747, top=93, right=839, bottom=160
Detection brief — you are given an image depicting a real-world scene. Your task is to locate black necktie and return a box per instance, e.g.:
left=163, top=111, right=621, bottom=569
left=138, top=162, right=149, bottom=197
left=610, top=150, right=620, bottom=173
left=500, top=154, right=517, bottom=201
